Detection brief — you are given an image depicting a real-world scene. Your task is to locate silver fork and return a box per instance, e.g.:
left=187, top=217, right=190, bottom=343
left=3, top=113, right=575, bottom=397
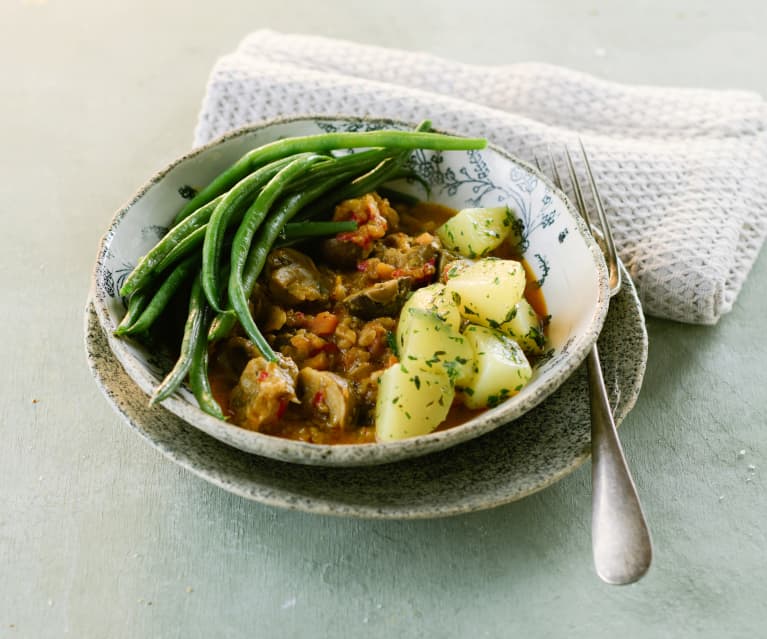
left=537, top=142, right=652, bottom=585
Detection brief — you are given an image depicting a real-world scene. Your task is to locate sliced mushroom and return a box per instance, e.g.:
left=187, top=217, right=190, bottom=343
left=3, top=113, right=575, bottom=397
left=230, top=354, right=299, bottom=431
left=319, top=236, right=365, bottom=269
left=341, top=277, right=412, bottom=319
left=265, top=248, right=330, bottom=306
left=298, top=367, right=357, bottom=429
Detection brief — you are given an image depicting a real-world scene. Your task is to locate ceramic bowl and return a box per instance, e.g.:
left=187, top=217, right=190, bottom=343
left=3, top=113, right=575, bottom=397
left=92, top=115, right=609, bottom=467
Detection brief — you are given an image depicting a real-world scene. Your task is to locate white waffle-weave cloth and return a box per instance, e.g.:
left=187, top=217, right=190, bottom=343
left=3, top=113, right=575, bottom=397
left=194, top=30, right=767, bottom=325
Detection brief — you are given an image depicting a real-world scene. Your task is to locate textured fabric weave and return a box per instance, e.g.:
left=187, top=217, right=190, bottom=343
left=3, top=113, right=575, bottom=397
left=195, top=30, right=767, bottom=324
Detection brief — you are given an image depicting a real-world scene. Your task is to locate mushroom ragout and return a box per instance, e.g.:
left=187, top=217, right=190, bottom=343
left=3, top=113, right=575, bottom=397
left=206, top=192, right=547, bottom=444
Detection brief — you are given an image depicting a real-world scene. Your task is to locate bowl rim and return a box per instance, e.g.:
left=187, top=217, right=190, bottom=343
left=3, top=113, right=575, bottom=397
left=91, top=113, right=610, bottom=467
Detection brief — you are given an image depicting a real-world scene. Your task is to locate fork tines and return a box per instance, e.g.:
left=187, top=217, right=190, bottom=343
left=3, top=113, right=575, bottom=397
left=537, top=142, right=621, bottom=294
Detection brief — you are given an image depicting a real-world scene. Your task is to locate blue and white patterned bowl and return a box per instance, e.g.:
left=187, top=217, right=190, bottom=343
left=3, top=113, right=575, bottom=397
left=91, top=115, right=610, bottom=466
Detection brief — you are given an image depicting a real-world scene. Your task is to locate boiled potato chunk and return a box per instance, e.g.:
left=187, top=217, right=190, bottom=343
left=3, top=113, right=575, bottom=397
left=375, top=364, right=454, bottom=441
left=444, top=258, right=526, bottom=328
left=436, top=206, right=514, bottom=258
left=399, top=283, right=461, bottom=331
left=397, top=308, right=474, bottom=385
left=460, top=325, right=532, bottom=409
left=501, top=298, right=545, bottom=355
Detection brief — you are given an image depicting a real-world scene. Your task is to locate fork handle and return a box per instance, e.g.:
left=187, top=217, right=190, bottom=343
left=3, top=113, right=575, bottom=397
left=588, top=343, right=653, bottom=584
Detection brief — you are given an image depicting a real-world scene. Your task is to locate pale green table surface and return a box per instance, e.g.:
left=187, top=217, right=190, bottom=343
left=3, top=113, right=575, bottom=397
left=2, top=1, right=766, bottom=637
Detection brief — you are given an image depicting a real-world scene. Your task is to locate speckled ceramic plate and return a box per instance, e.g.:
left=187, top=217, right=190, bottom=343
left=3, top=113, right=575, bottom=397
left=84, top=261, right=646, bottom=519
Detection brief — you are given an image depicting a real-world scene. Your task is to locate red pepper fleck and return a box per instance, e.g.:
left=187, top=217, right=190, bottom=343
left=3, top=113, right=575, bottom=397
left=276, top=399, right=289, bottom=419
left=312, top=391, right=325, bottom=407
left=257, top=371, right=269, bottom=382
left=356, top=260, right=368, bottom=272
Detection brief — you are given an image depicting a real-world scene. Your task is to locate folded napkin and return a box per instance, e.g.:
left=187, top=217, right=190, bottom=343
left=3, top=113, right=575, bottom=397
left=195, top=30, right=767, bottom=324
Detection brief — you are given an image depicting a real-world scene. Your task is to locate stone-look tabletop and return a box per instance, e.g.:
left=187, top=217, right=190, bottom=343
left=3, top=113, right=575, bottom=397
left=2, top=1, right=764, bottom=637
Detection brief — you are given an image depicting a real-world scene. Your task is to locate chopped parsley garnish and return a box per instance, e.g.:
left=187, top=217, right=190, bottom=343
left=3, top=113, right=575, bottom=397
left=529, top=326, right=546, bottom=349
left=502, top=307, right=518, bottom=324
left=486, top=388, right=511, bottom=408
left=385, top=330, right=398, bottom=356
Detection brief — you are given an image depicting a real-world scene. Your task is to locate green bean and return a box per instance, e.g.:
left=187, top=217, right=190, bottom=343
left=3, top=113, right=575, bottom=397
left=317, top=120, right=431, bottom=200
left=374, top=120, right=432, bottom=200
left=119, top=254, right=199, bottom=336
left=172, top=129, right=486, bottom=225
left=207, top=310, right=236, bottom=344
left=189, top=303, right=225, bottom=419
left=280, top=220, right=358, bottom=241
left=119, top=195, right=224, bottom=298
left=114, top=289, right=152, bottom=336
left=283, top=148, right=394, bottom=194
left=154, top=226, right=207, bottom=273
left=149, top=273, right=206, bottom=405
left=201, top=153, right=317, bottom=312
left=339, top=158, right=405, bottom=200
left=228, top=155, right=325, bottom=358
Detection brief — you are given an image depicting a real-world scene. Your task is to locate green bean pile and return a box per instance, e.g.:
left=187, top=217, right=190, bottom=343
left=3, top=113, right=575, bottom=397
left=114, top=121, right=487, bottom=418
